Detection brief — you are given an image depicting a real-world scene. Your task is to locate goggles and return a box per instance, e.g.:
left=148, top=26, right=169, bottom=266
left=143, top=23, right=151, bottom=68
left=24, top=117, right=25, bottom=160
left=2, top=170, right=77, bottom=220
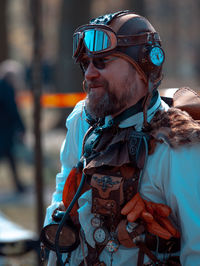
left=73, top=24, right=161, bottom=60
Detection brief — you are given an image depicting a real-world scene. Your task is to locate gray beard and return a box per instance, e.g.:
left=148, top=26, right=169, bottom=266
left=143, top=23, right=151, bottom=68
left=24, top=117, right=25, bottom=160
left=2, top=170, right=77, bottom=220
left=84, top=71, right=137, bottom=119
left=85, top=88, right=132, bottom=119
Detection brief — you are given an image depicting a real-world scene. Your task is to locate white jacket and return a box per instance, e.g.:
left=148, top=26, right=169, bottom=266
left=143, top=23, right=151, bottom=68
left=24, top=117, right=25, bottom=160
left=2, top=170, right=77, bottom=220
left=45, top=95, right=200, bottom=266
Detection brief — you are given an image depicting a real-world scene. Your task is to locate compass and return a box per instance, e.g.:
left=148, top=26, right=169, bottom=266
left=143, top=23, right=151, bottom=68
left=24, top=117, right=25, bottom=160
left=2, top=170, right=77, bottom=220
left=149, top=46, right=165, bottom=66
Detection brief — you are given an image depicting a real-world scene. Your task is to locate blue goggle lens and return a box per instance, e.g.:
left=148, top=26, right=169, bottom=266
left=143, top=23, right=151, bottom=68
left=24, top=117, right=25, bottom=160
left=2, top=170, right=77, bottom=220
left=84, top=29, right=110, bottom=52
left=73, top=29, right=112, bottom=58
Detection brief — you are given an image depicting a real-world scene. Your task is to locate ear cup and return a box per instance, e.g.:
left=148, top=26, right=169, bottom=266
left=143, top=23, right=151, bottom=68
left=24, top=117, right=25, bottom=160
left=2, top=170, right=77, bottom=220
left=138, top=44, right=165, bottom=82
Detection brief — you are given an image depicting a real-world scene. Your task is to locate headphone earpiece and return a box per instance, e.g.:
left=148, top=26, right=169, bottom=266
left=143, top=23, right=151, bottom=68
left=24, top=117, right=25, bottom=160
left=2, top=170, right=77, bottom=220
left=139, top=44, right=165, bottom=81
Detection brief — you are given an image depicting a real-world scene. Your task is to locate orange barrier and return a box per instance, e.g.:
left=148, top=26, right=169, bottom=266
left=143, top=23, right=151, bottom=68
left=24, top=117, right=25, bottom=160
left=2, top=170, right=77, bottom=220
left=41, top=92, right=86, bottom=108
left=17, top=88, right=199, bottom=108
left=16, top=91, right=86, bottom=108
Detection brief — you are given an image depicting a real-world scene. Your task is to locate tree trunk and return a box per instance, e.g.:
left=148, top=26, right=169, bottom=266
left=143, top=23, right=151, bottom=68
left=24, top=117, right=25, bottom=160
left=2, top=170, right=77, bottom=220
left=55, top=0, right=91, bottom=93
left=0, top=0, right=8, bottom=62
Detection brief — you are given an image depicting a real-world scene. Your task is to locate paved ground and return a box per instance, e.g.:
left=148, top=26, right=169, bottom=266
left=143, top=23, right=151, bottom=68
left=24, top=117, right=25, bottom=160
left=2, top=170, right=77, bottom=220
left=0, top=128, right=66, bottom=266
left=0, top=187, right=53, bottom=266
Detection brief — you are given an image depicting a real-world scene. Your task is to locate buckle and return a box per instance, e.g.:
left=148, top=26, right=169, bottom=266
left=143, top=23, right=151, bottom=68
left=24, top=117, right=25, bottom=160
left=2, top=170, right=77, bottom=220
left=147, top=32, right=153, bottom=44
left=147, top=32, right=161, bottom=44
left=154, top=32, right=161, bottom=42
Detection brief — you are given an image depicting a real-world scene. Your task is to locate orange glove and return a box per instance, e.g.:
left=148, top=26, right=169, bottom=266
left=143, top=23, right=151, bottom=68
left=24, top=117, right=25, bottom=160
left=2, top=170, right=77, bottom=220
left=121, top=192, right=180, bottom=240
left=62, top=167, right=82, bottom=216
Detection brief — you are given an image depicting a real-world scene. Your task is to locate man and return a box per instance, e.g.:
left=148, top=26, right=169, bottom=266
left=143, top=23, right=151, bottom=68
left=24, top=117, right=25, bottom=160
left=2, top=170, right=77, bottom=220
left=43, top=11, right=200, bottom=265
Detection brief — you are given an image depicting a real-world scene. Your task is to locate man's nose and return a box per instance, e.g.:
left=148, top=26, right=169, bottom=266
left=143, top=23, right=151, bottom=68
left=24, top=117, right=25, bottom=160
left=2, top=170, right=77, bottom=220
left=84, top=61, right=100, bottom=81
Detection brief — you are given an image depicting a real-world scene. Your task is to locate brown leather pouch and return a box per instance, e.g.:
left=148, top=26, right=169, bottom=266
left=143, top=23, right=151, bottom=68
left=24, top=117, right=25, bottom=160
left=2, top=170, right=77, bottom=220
left=91, top=173, right=123, bottom=216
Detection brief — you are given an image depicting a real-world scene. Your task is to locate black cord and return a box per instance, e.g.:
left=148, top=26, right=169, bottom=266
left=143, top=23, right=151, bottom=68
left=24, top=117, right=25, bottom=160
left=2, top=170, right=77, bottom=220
left=54, top=173, right=87, bottom=266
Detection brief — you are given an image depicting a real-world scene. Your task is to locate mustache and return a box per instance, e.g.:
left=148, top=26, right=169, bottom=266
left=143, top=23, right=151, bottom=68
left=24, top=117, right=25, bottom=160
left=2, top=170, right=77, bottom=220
left=84, top=80, right=107, bottom=92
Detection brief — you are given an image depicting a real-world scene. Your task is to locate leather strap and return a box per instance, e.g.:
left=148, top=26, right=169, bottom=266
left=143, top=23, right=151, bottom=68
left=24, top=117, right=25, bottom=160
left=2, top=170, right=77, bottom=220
left=79, top=243, right=105, bottom=266
left=137, top=247, right=145, bottom=266
left=117, top=32, right=160, bottom=47
left=145, top=233, right=180, bottom=253
left=110, top=90, right=158, bottom=126
left=137, top=242, right=161, bottom=266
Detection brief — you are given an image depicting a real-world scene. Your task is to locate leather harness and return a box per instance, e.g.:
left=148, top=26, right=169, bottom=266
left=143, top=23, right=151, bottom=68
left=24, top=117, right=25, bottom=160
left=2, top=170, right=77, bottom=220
left=77, top=116, right=180, bottom=265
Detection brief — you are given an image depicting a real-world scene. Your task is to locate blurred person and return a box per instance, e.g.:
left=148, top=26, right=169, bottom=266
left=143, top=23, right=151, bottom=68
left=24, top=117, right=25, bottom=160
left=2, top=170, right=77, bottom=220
left=25, top=58, right=55, bottom=92
left=0, top=59, right=26, bottom=91
left=0, top=60, right=26, bottom=193
left=43, top=11, right=200, bottom=265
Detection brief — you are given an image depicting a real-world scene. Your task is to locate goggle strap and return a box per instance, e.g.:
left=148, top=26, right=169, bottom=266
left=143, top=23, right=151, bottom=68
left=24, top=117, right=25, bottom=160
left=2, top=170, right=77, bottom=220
left=114, top=52, right=148, bottom=84
left=117, top=32, right=160, bottom=47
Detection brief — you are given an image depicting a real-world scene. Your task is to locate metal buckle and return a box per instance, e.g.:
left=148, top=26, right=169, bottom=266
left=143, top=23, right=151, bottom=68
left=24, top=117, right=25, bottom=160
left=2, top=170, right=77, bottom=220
left=147, top=32, right=161, bottom=44
left=147, top=32, right=153, bottom=44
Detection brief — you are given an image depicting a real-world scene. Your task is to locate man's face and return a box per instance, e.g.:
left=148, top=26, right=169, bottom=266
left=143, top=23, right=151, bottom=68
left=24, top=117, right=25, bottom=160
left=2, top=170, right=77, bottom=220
left=82, top=55, right=147, bottom=118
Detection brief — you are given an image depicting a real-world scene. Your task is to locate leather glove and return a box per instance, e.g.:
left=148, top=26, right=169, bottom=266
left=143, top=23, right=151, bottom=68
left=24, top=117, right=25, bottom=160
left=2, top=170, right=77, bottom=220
left=121, top=192, right=180, bottom=240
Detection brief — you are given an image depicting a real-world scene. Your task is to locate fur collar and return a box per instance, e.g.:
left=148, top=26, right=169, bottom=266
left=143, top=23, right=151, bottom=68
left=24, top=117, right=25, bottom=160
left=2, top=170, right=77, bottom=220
left=150, top=107, right=200, bottom=148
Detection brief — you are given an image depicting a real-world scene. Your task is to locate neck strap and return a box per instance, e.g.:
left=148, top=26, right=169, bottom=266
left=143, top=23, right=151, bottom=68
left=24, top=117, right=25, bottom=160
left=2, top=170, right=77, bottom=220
left=109, top=90, right=158, bottom=127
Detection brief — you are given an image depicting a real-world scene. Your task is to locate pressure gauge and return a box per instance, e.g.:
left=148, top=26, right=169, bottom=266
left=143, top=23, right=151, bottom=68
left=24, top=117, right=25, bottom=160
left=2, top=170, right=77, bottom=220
left=93, top=227, right=109, bottom=245
left=149, top=46, right=165, bottom=66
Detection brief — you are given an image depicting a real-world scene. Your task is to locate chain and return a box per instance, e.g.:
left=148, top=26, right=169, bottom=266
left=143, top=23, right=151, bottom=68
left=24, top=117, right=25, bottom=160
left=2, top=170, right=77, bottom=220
left=110, top=252, right=114, bottom=266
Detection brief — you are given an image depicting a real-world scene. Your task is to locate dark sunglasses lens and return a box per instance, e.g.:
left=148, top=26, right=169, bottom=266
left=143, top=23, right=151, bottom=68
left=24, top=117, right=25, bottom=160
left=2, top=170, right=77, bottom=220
left=80, top=58, right=106, bottom=72
left=93, top=58, right=106, bottom=69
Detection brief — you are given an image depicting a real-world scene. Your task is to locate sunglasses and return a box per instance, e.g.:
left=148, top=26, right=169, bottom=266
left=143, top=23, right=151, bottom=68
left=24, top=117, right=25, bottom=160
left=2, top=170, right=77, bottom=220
left=73, top=24, right=161, bottom=60
left=80, top=57, right=118, bottom=72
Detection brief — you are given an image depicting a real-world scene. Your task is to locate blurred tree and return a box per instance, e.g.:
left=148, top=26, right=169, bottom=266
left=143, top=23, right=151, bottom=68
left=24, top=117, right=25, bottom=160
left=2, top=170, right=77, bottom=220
left=126, top=0, right=146, bottom=16
left=53, top=0, right=91, bottom=128
left=55, top=0, right=91, bottom=93
left=0, top=0, right=9, bottom=62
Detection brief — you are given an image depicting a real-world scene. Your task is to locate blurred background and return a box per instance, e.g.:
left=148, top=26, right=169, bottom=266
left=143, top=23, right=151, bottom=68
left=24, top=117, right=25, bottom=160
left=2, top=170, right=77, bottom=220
left=0, top=0, right=199, bottom=265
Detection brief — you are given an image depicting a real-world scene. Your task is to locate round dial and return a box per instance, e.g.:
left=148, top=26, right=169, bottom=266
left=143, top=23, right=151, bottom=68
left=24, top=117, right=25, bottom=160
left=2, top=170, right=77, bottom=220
left=149, top=46, right=165, bottom=66
left=91, top=216, right=102, bottom=228
left=93, top=227, right=108, bottom=244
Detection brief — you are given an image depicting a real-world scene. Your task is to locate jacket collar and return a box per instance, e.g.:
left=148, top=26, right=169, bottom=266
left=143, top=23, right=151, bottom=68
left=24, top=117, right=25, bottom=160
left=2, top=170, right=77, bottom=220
left=104, top=92, right=167, bottom=131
